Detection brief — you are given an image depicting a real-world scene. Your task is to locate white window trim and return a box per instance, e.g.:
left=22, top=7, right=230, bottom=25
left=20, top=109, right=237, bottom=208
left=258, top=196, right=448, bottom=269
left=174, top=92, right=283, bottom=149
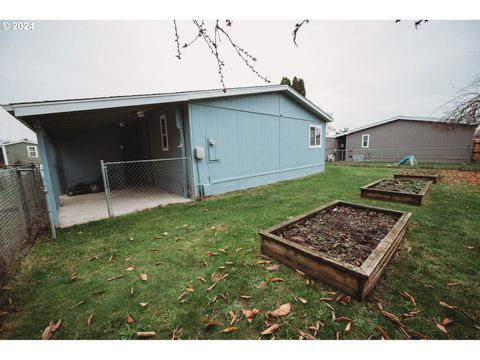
left=27, top=145, right=38, bottom=158
left=361, top=134, right=370, bottom=148
left=309, top=125, right=322, bottom=148
left=159, top=115, right=169, bottom=151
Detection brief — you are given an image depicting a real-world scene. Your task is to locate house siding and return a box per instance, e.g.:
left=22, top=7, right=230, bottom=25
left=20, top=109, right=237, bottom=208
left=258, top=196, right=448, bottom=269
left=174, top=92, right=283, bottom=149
left=2, top=142, right=40, bottom=165
left=345, top=120, right=476, bottom=163
left=189, top=93, right=326, bottom=196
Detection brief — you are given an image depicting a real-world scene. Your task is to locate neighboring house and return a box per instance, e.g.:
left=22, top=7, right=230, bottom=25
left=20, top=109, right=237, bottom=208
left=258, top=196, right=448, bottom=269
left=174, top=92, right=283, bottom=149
left=335, top=116, right=477, bottom=163
left=2, top=85, right=332, bottom=225
left=0, top=139, right=39, bottom=166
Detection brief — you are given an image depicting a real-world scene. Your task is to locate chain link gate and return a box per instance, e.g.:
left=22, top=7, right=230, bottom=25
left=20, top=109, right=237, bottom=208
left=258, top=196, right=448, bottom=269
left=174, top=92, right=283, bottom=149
left=100, top=157, right=193, bottom=217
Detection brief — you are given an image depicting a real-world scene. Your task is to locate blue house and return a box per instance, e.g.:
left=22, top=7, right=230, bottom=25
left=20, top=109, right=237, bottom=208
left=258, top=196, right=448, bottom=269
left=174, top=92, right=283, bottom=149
left=2, top=85, right=332, bottom=226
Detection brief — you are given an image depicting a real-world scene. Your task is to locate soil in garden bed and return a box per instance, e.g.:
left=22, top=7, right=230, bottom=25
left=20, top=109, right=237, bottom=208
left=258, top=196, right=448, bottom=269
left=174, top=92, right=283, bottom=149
left=275, top=204, right=400, bottom=266
left=371, top=179, right=427, bottom=194
left=398, top=169, right=439, bottom=176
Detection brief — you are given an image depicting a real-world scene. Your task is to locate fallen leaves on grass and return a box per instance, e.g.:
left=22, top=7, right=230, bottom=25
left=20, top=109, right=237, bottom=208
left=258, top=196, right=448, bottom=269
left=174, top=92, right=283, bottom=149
left=185, top=285, right=194, bottom=293
left=87, top=313, right=93, bottom=325
left=70, top=300, right=86, bottom=309
left=218, top=248, right=228, bottom=254
left=344, top=321, right=352, bottom=334
left=41, top=319, right=62, bottom=340
left=293, top=295, right=307, bottom=304
left=125, top=265, right=136, bottom=271
left=204, top=316, right=221, bottom=329
left=308, top=320, right=323, bottom=336
left=261, top=323, right=280, bottom=335
left=171, top=327, right=182, bottom=340
left=375, top=326, right=390, bottom=340
left=106, top=274, right=123, bottom=282
left=177, top=291, right=187, bottom=301
left=439, top=301, right=457, bottom=310
left=268, top=277, right=283, bottom=283
left=256, top=260, right=272, bottom=265
left=206, top=282, right=217, bottom=292
left=228, top=310, right=238, bottom=325
left=336, top=294, right=351, bottom=305
left=267, top=303, right=291, bottom=318
left=380, top=310, right=405, bottom=327
left=219, top=326, right=238, bottom=333
left=139, top=274, right=148, bottom=281
left=136, top=331, right=156, bottom=338
left=436, top=322, right=448, bottom=334
left=108, top=255, right=114, bottom=264
left=400, top=291, right=416, bottom=306
left=265, top=264, right=279, bottom=271
left=206, top=251, right=218, bottom=257
left=197, top=277, right=207, bottom=283
left=320, top=297, right=333, bottom=302
left=71, top=272, right=78, bottom=281
left=239, top=295, right=252, bottom=300
left=242, top=308, right=260, bottom=323
left=126, top=313, right=135, bottom=324
left=139, top=302, right=148, bottom=307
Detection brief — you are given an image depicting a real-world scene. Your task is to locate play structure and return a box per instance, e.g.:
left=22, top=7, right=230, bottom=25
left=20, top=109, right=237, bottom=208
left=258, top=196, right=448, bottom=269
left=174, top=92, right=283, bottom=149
left=394, top=155, right=417, bottom=166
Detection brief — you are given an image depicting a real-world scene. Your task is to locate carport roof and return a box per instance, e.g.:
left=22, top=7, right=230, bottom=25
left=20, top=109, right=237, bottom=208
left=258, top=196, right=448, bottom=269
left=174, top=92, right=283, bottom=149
left=1, top=85, right=332, bottom=122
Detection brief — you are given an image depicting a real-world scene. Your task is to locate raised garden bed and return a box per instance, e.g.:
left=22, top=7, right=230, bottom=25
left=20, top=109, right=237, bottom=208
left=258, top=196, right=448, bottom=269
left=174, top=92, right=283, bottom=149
left=361, top=178, right=433, bottom=206
left=393, top=169, right=440, bottom=183
left=259, top=200, right=411, bottom=300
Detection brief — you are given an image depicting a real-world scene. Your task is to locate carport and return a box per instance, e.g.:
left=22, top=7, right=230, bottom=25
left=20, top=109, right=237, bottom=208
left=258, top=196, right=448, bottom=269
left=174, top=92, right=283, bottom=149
left=2, top=96, right=194, bottom=227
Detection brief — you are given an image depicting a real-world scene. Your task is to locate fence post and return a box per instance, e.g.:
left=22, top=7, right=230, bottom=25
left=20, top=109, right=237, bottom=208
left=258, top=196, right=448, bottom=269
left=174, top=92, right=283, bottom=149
left=14, top=169, right=31, bottom=233
left=100, top=160, right=113, bottom=217
left=39, top=165, right=56, bottom=240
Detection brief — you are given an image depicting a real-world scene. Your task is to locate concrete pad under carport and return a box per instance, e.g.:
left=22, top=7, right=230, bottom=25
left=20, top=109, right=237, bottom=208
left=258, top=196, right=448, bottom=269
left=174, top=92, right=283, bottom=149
left=58, top=190, right=191, bottom=228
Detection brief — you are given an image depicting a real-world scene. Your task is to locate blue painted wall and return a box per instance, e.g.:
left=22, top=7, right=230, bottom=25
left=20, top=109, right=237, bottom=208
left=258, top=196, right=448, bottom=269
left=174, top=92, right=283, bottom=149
left=189, top=92, right=326, bottom=196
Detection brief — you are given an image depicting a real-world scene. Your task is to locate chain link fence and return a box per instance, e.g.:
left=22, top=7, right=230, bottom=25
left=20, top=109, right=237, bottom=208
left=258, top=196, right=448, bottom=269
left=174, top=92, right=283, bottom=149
left=0, top=165, right=49, bottom=286
left=325, top=147, right=474, bottom=164
left=101, top=157, right=193, bottom=217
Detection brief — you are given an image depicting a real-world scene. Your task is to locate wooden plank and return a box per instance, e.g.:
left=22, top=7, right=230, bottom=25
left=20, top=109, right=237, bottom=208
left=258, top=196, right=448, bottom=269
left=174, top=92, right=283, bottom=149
left=360, top=179, right=433, bottom=206
left=393, top=173, right=439, bottom=183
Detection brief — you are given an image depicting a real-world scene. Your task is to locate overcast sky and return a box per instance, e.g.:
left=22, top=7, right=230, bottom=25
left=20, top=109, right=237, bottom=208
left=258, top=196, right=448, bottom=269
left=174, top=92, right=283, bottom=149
left=0, top=20, right=479, bottom=141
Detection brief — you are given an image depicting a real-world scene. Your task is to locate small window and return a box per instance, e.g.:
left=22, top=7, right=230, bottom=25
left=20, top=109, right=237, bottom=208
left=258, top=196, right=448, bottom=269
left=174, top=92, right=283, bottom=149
left=309, top=125, right=322, bottom=148
left=27, top=145, right=38, bottom=158
left=159, top=115, right=169, bottom=151
left=361, top=134, right=370, bottom=148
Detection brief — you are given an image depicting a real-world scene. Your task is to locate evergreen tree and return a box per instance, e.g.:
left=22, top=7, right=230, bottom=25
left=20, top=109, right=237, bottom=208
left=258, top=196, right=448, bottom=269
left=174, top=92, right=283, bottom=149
left=297, top=78, right=306, bottom=96
left=291, top=76, right=299, bottom=92
left=280, top=77, right=291, bottom=86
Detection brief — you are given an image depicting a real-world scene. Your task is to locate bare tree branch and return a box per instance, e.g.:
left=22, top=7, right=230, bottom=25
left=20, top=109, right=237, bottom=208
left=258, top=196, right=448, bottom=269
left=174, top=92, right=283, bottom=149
left=441, top=76, right=480, bottom=126
left=292, top=20, right=309, bottom=47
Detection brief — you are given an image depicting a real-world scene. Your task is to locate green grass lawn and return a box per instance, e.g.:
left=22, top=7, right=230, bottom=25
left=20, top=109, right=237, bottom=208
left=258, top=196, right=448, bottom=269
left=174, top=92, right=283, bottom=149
left=1, top=165, right=479, bottom=340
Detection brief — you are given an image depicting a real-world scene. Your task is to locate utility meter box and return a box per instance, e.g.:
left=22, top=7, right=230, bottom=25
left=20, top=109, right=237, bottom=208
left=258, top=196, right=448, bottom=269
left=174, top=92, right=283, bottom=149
left=194, top=147, right=205, bottom=160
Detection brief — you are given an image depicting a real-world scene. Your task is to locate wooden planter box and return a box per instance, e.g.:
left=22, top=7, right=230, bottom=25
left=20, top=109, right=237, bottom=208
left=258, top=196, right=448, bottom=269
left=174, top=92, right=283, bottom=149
left=259, top=200, right=411, bottom=300
left=393, top=171, right=440, bottom=183
left=361, top=178, right=433, bottom=206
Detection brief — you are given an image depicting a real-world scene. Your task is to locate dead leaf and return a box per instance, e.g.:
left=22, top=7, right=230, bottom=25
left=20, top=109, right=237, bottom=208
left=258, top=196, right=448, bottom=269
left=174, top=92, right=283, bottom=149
left=240, top=295, right=252, bottom=300
left=398, top=326, right=411, bottom=339
left=171, top=327, right=182, bottom=340
left=139, top=273, right=148, bottom=281
left=380, top=310, right=405, bottom=327
left=295, top=269, right=305, bottom=276
left=467, top=246, right=475, bottom=250
left=335, top=316, right=352, bottom=322
left=71, top=272, right=78, bottom=281
left=185, top=285, right=194, bottom=293
left=87, top=313, right=93, bottom=325
left=41, top=319, right=62, bottom=340
left=267, top=303, right=291, bottom=318
left=177, top=291, right=187, bottom=301
left=139, top=302, right=148, bottom=307
left=409, top=330, right=428, bottom=339
left=308, top=320, right=323, bottom=336
left=106, top=274, right=123, bottom=282
left=268, top=277, right=283, bottom=283
left=336, top=331, right=340, bottom=340
left=439, top=301, right=457, bottom=310
left=242, top=308, right=260, bottom=323
left=206, top=251, right=217, bottom=256
left=126, top=313, right=135, bottom=324
left=235, top=248, right=243, bottom=252
left=336, top=294, right=351, bottom=305
left=256, top=260, right=272, bottom=265
left=400, top=291, right=416, bottom=306
left=261, top=323, right=280, bottom=335
left=228, top=310, right=237, bottom=325
left=344, top=321, right=352, bottom=333
left=376, top=326, right=390, bottom=340
left=218, top=248, right=228, bottom=254
left=219, top=326, right=238, bottom=333
left=441, top=317, right=454, bottom=326
left=436, top=322, right=448, bottom=334
left=125, top=265, right=136, bottom=271
left=70, top=300, right=85, bottom=309
left=298, top=330, right=316, bottom=340
left=206, top=282, right=217, bottom=291
left=320, top=297, right=333, bottom=302
left=136, top=331, right=156, bottom=338
left=297, top=296, right=307, bottom=304
left=108, top=255, right=114, bottom=264
left=204, top=316, right=221, bottom=329
left=265, top=264, right=280, bottom=271
left=197, top=277, right=207, bottom=283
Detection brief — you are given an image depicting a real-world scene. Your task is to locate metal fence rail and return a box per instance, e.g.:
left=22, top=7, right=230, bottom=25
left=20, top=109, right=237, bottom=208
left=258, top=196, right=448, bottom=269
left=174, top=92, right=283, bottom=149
left=101, top=157, right=193, bottom=217
left=0, top=165, right=49, bottom=286
left=325, top=147, right=474, bottom=164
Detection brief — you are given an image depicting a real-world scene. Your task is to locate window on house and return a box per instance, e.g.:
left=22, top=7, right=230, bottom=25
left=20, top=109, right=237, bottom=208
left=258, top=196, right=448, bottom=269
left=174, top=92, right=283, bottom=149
left=361, top=134, right=370, bottom=148
left=309, top=125, right=322, bottom=148
left=159, top=115, right=169, bottom=151
left=27, top=145, right=38, bottom=158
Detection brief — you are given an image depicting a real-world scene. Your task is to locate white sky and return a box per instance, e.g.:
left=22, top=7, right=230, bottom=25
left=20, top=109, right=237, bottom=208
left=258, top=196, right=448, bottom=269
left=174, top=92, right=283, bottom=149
left=0, top=20, right=479, bottom=141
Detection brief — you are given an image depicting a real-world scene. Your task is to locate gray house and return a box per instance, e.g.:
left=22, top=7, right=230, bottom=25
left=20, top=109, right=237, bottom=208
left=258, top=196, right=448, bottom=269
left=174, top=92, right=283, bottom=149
left=2, top=85, right=331, bottom=227
left=0, top=139, right=39, bottom=166
left=334, top=116, right=477, bottom=163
